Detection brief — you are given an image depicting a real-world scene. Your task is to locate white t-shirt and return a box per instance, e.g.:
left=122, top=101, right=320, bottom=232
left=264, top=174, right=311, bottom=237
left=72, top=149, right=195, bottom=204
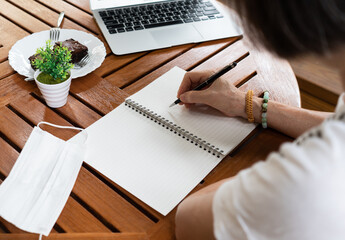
left=213, top=93, right=345, bottom=240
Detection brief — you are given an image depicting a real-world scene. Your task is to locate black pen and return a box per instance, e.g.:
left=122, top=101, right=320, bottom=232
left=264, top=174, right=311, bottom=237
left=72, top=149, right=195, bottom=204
left=169, top=61, right=238, bottom=107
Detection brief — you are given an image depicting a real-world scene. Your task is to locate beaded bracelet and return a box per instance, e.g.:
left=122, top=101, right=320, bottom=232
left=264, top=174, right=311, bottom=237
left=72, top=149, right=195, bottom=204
left=246, top=90, right=254, bottom=123
left=261, top=91, right=269, bottom=128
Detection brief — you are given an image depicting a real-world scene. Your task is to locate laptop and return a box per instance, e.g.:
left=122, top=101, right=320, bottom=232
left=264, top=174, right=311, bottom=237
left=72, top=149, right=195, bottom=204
left=90, top=0, right=242, bottom=55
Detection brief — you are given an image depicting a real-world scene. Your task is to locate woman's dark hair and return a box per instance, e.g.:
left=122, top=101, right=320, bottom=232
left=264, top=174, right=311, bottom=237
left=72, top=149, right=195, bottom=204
left=227, top=0, right=345, bottom=58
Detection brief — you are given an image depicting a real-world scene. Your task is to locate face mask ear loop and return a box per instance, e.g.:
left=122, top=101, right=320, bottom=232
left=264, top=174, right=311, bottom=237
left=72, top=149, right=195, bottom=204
left=37, top=121, right=88, bottom=142
left=37, top=121, right=84, bottom=132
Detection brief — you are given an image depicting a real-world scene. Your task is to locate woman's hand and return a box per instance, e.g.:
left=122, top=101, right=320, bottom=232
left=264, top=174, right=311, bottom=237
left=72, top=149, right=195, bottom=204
left=177, top=70, right=246, bottom=118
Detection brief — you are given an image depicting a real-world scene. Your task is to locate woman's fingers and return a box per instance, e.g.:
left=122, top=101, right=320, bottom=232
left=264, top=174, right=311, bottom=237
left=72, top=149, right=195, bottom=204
left=177, top=71, right=213, bottom=98
left=180, top=89, right=210, bottom=105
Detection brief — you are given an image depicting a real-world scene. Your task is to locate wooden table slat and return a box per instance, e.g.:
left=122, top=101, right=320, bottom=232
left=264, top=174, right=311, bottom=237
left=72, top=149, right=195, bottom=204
left=105, top=44, right=196, bottom=88
left=9, top=95, right=77, bottom=139
left=0, top=138, right=22, bottom=179
left=0, top=16, right=28, bottom=62
left=245, top=41, right=300, bottom=107
left=147, top=211, right=176, bottom=240
left=64, top=0, right=92, bottom=14
left=58, top=197, right=111, bottom=233
left=290, top=55, right=342, bottom=105
left=204, top=129, right=292, bottom=185
left=124, top=37, right=242, bottom=95
left=0, top=233, right=148, bottom=240
left=0, top=0, right=49, bottom=33
left=82, top=164, right=166, bottom=222
left=6, top=0, right=94, bottom=34
left=36, top=0, right=100, bottom=34
left=0, top=107, right=33, bottom=148
left=73, top=168, right=155, bottom=232
left=300, top=90, right=335, bottom=112
left=95, top=52, right=147, bottom=78
left=0, top=61, right=14, bottom=80
left=21, top=92, right=103, bottom=129
left=70, top=73, right=129, bottom=115
left=0, top=74, right=37, bottom=108
left=0, top=217, right=58, bottom=234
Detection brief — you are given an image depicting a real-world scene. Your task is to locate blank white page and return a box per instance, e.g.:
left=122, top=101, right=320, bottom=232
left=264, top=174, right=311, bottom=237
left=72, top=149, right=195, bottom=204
left=72, top=66, right=256, bottom=215
left=129, top=66, right=256, bottom=155
left=75, top=104, right=220, bottom=215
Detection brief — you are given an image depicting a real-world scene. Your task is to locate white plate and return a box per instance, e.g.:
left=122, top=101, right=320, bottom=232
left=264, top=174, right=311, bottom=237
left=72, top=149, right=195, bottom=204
left=8, top=29, right=106, bottom=79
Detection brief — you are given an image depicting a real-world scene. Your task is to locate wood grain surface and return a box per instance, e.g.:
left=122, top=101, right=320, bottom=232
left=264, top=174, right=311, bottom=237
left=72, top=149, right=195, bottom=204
left=0, top=1, right=300, bottom=238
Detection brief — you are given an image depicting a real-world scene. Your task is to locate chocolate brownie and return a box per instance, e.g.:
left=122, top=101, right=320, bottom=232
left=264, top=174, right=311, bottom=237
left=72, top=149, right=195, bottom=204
left=54, top=38, right=88, bottom=63
left=28, top=53, right=42, bottom=70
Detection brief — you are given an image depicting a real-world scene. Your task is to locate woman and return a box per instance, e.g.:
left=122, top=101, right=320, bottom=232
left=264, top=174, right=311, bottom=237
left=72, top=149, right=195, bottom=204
left=175, top=0, right=345, bottom=239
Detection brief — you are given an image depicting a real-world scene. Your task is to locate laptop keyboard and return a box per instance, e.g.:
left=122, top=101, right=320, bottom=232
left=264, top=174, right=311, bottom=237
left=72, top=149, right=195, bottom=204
left=99, top=0, right=223, bottom=34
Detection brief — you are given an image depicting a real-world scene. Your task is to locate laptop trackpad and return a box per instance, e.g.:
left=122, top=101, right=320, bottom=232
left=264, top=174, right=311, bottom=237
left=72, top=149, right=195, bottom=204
left=150, top=25, right=203, bottom=46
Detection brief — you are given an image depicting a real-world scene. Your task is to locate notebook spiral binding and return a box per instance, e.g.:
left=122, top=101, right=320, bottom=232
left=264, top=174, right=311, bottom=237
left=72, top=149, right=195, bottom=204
left=125, top=99, right=225, bottom=158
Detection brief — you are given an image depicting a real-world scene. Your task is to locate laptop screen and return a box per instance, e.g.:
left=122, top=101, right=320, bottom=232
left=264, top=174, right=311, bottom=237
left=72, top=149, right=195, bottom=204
left=90, top=0, right=168, bottom=10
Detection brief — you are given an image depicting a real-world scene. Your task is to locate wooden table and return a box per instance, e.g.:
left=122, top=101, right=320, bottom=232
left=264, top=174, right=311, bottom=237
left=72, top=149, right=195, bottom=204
left=0, top=1, right=300, bottom=239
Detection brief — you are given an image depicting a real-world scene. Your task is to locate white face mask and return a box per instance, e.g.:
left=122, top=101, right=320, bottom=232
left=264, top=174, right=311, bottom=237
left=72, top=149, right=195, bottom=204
left=0, top=121, right=87, bottom=237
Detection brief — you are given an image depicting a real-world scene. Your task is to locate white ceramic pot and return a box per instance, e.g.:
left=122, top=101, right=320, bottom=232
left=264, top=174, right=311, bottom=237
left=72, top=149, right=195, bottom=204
left=34, top=70, right=72, bottom=108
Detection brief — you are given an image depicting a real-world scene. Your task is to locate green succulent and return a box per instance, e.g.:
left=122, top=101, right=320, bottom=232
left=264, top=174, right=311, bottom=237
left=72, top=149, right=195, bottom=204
left=33, top=40, right=74, bottom=84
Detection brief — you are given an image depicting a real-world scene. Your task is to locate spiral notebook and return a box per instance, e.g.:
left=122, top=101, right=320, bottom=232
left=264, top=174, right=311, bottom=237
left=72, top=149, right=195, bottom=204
left=74, top=66, right=255, bottom=215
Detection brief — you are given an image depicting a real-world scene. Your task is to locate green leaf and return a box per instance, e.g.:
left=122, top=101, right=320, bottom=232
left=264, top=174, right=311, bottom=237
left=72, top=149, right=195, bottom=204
left=32, top=40, right=73, bottom=83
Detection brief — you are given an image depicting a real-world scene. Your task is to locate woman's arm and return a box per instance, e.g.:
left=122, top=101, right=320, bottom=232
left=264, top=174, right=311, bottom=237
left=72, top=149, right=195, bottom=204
left=178, top=71, right=332, bottom=138
left=251, top=97, right=331, bottom=138
left=175, top=178, right=232, bottom=240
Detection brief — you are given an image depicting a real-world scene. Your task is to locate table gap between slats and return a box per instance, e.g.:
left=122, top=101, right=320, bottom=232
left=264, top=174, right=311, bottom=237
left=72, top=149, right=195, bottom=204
left=0, top=212, right=10, bottom=233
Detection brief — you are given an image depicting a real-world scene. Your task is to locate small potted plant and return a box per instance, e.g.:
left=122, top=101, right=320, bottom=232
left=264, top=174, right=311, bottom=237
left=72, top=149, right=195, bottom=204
left=32, top=40, right=74, bottom=108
